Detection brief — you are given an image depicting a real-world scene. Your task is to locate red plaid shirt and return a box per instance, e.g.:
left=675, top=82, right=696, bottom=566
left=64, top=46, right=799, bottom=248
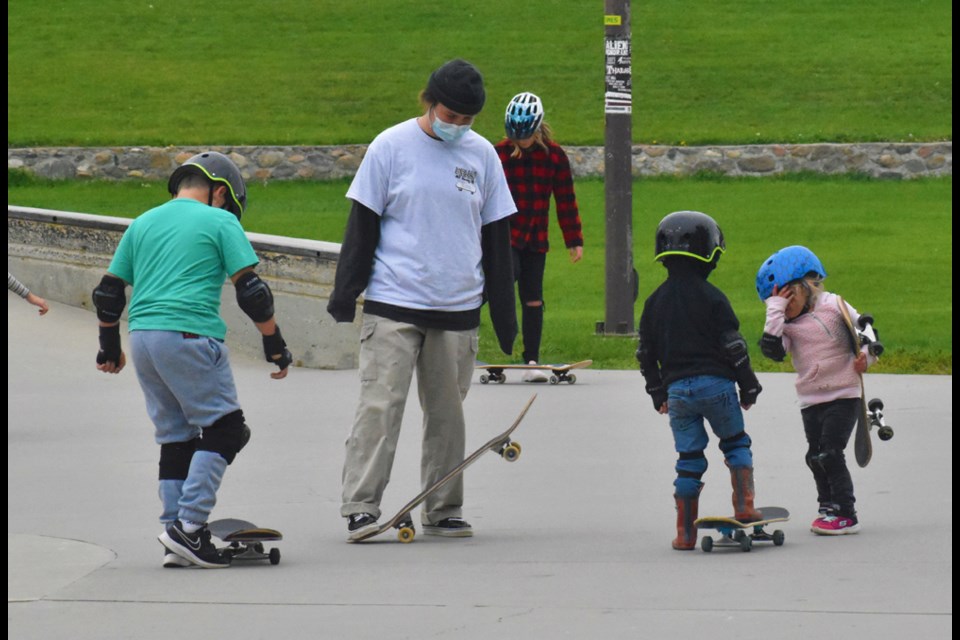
left=495, top=139, right=584, bottom=253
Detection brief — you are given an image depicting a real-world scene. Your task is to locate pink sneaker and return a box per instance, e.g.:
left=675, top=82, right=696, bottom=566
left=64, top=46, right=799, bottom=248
left=811, top=514, right=861, bottom=535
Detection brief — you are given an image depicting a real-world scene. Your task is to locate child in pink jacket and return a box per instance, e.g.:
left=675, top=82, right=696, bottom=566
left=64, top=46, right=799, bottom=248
left=756, top=246, right=878, bottom=535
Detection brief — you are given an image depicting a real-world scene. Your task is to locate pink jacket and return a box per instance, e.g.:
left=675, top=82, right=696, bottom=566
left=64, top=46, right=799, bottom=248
left=764, top=291, right=876, bottom=408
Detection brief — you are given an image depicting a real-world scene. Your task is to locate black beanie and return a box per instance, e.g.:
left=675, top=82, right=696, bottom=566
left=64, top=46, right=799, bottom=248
left=426, top=59, right=486, bottom=116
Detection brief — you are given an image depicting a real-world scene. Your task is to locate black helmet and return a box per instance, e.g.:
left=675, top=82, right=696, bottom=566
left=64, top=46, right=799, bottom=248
left=654, top=210, right=725, bottom=263
left=167, top=151, right=247, bottom=220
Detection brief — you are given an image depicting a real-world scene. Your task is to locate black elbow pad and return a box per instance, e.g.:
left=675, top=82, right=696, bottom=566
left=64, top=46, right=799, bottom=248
left=235, top=271, right=275, bottom=323
left=92, top=275, right=126, bottom=323
left=720, top=330, right=750, bottom=369
left=759, top=332, right=786, bottom=362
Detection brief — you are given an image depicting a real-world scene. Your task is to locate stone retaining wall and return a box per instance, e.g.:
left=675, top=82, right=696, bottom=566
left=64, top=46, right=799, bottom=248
left=8, top=142, right=951, bottom=182
left=7, top=206, right=361, bottom=370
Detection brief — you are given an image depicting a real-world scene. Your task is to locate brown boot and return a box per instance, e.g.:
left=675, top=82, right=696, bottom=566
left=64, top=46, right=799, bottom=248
left=729, top=466, right=763, bottom=522
left=672, top=493, right=699, bottom=550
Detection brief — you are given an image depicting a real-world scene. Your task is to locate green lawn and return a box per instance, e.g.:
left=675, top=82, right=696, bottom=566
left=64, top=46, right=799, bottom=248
left=9, top=172, right=952, bottom=374
left=7, top=0, right=952, bottom=146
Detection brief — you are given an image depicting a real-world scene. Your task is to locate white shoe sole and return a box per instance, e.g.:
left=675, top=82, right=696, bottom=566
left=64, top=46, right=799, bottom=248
left=423, top=525, right=473, bottom=538
left=810, top=524, right=861, bottom=535
left=163, top=552, right=192, bottom=568
left=158, top=531, right=230, bottom=568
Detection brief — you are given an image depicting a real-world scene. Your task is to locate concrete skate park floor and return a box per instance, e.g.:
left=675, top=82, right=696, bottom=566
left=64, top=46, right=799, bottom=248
left=7, top=293, right=952, bottom=639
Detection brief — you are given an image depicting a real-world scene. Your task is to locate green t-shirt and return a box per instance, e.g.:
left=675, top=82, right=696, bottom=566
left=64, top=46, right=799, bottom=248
left=108, top=198, right=259, bottom=339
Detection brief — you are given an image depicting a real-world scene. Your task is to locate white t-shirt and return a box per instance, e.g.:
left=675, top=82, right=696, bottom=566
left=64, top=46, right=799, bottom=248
left=346, top=118, right=517, bottom=312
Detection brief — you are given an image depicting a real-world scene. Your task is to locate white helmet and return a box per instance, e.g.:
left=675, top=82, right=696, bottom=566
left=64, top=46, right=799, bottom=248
left=504, top=92, right=544, bottom=140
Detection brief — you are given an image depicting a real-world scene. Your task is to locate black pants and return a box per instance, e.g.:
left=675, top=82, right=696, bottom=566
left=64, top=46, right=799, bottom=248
left=801, top=398, right=859, bottom=515
left=512, top=248, right=546, bottom=364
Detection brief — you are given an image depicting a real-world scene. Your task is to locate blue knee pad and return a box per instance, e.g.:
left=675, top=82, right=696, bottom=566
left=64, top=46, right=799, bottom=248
left=674, top=451, right=707, bottom=498
left=720, top=431, right=753, bottom=468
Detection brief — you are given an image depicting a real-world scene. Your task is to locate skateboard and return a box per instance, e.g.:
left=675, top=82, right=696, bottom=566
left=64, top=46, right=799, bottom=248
left=837, top=296, right=892, bottom=467
left=348, top=394, right=537, bottom=543
left=476, top=359, right=592, bottom=385
left=694, top=506, right=790, bottom=552
left=208, top=518, right=282, bottom=565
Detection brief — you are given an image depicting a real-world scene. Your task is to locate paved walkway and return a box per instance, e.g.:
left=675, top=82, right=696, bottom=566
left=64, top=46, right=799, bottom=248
left=7, top=293, right=952, bottom=639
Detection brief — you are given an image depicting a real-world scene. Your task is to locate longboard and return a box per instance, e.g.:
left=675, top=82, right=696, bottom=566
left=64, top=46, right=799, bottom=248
left=695, top=506, right=790, bottom=552
left=349, top=394, right=536, bottom=543
left=476, top=359, right=592, bottom=385
left=208, top=518, right=282, bottom=565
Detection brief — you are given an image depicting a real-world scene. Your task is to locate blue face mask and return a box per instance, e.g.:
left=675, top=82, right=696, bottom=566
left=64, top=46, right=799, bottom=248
left=431, top=108, right=472, bottom=143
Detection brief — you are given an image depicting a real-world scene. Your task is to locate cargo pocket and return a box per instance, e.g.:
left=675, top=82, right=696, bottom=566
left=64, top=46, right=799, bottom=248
left=358, top=320, right=378, bottom=382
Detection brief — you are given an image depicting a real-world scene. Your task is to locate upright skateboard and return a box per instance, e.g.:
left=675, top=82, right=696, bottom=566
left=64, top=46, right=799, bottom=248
left=208, top=518, right=282, bottom=565
left=349, top=394, right=536, bottom=543
left=476, top=360, right=592, bottom=385
left=694, top=506, right=790, bottom=552
left=837, top=297, right=893, bottom=467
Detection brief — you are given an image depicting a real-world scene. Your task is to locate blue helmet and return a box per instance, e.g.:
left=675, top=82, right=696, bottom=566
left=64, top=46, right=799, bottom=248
left=504, top=92, right=544, bottom=140
left=755, top=246, right=827, bottom=301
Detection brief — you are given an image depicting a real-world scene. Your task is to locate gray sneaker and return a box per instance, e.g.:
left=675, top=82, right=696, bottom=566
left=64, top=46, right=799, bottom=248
left=423, top=517, right=473, bottom=537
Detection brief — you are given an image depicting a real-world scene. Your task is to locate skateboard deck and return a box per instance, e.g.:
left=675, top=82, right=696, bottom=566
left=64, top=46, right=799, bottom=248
left=476, top=359, right=592, bottom=385
left=837, top=296, right=893, bottom=467
left=695, top=506, right=790, bottom=552
left=208, top=518, right=282, bottom=565
left=349, top=394, right=537, bottom=543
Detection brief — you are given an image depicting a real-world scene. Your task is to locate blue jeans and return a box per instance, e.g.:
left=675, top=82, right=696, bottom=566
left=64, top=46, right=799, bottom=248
left=668, top=375, right=753, bottom=497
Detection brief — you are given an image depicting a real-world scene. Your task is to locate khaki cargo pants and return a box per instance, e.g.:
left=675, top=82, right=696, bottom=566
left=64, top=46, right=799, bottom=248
left=340, top=314, right=477, bottom=525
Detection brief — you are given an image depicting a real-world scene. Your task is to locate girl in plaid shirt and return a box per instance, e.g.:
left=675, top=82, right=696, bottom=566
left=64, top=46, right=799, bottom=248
left=494, top=92, right=584, bottom=379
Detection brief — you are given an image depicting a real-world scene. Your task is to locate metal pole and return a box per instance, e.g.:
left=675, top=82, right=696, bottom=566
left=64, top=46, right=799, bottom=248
left=600, top=0, right=635, bottom=336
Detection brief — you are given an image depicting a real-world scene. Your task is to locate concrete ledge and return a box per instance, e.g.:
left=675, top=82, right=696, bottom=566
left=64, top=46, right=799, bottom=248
left=7, top=206, right=360, bottom=369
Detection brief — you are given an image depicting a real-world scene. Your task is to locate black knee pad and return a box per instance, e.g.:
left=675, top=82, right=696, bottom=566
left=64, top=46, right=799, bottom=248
left=159, top=437, right=200, bottom=480
left=199, top=410, right=250, bottom=464
left=818, top=448, right=846, bottom=471
left=719, top=431, right=752, bottom=455
left=805, top=450, right=824, bottom=472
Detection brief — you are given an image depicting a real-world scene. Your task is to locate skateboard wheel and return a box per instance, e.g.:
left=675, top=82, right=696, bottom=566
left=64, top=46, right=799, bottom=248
left=253, top=542, right=265, bottom=554
left=502, top=443, right=521, bottom=462
left=701, top=536, right=714, bottom=552
left=567, top=374, right=577, bottom=384
left=549, top=375, right=559, bottom=385
left=739, top=536, right=752, bottom=552
left=269, top=548, right=281, bottom=565
left=878, top=426, right=894, bottom=441
left=733, top=530, right=746, bottom=542
left=773, top=530, right=785, bottom=546
left=868, top=398, right=884, bottom=412
left=398, top=526, right=416, bottom=543
left=480, top=374, right=490, bottom=384
left=497, top=375, right=506, bottom=384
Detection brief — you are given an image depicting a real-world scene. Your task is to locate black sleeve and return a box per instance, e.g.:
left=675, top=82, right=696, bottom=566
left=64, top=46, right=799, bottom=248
left=326, top=200, right=380, bottom=323
left=637, top=307, right=668, bottom=410
left=481, top=217, right=517, bottom=355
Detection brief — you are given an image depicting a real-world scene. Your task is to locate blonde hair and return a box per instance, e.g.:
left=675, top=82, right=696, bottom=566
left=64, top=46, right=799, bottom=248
left=791, top=274, right=825, bottom=308
left=507, top=122, right=555, bottom=158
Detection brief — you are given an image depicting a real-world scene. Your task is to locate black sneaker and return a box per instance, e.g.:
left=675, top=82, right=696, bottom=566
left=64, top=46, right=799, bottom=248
left=347, top=513, right=379, bottom=541
left=423, top=517, right=473, bottom=538
left=159, top=521, right=230, bottom=568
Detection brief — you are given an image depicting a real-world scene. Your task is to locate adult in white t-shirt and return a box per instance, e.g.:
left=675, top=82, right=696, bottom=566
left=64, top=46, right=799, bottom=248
left=328, top=59, right=518, bottom=540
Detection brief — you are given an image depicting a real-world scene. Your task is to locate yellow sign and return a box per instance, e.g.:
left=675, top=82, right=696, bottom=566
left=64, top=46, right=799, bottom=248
left=604, top=15, right=622, bottom=26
